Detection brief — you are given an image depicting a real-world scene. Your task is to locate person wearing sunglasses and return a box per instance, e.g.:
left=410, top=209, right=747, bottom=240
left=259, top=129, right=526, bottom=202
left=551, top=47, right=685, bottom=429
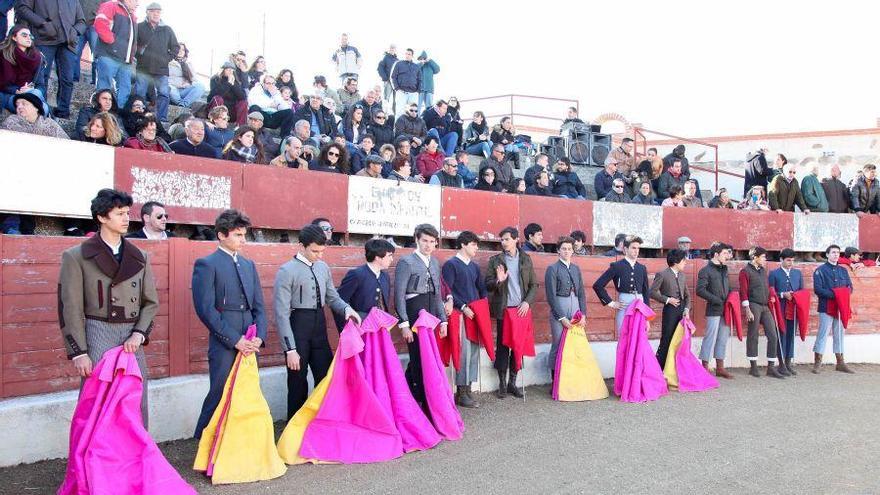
left=602, top=179, right=631, bottom=203
left=309, top=142, right=349, bottom=174
left=126, top=201, right=175, bottom=239
left=367, top=110, right=394, bottom=148
left=767, top=163, right=811, bottom=213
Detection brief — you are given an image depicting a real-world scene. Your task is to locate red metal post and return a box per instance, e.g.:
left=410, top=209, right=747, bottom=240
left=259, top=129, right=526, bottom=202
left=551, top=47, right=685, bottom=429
left=167, top=237, right=190, bottom=376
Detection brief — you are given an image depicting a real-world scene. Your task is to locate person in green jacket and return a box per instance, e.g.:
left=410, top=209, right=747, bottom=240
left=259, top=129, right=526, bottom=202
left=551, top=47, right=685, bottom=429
left=800, top=163, right=829, bottom=212
left=417, top=51, right=440, bottom=113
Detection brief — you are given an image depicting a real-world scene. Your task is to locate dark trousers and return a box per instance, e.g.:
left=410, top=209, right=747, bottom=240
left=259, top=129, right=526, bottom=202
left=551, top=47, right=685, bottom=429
left=36, top=43, right=78, bottom=116
left=494, top=316, right=515, bottom=373
left=194, top=339, right=238, bottom=439
left=656, top=304, right=684, bottom=368
left=248, top=105, right=295, bottom=138
left=404, top=294, right=437, bottom=405
left=747, top=302, right=778, bottom=360
left=286, top=308, right=333, bottom=420
left=778, top=317, right=795, bottom=360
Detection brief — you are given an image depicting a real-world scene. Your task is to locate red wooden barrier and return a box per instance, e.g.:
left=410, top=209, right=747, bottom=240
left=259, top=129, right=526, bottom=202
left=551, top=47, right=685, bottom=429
left=519, top=195, right=593, bottom=243
left=240, top=166, right=348, bottom=230
left=441, top=188, right=519, bottom=240
left=859, top=215, right=880, bottom=252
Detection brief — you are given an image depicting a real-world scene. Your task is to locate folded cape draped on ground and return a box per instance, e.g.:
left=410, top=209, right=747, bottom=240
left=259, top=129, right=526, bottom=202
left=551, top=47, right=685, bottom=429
left=193, top=325, right=286, bottom=484
left=58, top=345, right=197, bottom=495
left=552, top=311, right=608, bottom=401
left=663, top=317, right=720, bottom=392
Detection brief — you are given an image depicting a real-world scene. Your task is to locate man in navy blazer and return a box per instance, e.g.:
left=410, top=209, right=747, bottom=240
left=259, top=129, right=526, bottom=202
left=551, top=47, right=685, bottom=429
left=334, top=239, right=395, bottom=331
left=191, top=209, right=267, bottom=439
left=768, top=248, right=803, bottom=376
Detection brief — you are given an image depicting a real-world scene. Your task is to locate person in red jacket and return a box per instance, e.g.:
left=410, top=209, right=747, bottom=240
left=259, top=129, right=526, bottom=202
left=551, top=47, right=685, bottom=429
left=123, top=113, right=171, bottom=152
left=838, top=247, right=876, bottom=270
left=416, top=135, right=445, bottom=181
left=94, top=0, right=138, bottom=112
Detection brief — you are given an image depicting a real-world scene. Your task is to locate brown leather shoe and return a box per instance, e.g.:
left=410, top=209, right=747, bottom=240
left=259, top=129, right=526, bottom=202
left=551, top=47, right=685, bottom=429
left=835, top=353, right=855, bottom=374
left=702, top=360, right=710, bottom=372
left=715, top=359, right=734, bottom=379
left=812, top=353, right=822, bottom=374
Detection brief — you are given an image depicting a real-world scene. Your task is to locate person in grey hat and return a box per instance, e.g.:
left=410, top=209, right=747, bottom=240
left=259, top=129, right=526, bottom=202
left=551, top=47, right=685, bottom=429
left=134, top=2, right=179, bottom=122
left=677, top=236, right=702, bottom=260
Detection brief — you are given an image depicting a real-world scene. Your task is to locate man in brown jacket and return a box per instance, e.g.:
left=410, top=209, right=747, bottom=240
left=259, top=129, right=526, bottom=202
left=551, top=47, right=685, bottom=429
left=650, top=249, right=690, bottom=368
left=58, top=188, right=160, bottom=425
left=768, top=163, right=811, bottom=213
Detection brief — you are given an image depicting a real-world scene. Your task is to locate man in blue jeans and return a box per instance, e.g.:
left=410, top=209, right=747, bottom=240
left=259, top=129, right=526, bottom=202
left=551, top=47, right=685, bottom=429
left=133, top=3, right=178, bottom=122
left=422, top=100, right=458, bottom=156
left=94, top=0, right=137, bottom=108
left=15, top=0, right=86, bottom=118
left=73, top=0, right=101, bottom=83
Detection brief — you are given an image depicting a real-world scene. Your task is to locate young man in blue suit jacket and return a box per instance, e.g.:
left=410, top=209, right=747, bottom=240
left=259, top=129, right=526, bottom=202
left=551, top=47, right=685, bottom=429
left=334, top=238, right=395, bottom=331
left=768, top=248, right=803, bottom=376
left=191, top=209, right=267, bottom=439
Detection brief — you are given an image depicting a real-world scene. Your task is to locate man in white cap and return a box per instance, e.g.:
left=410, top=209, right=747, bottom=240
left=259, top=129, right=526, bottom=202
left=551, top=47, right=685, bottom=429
left=134, top=2, right=180, bottom=122
left=677, top=236, right=701, bottom=260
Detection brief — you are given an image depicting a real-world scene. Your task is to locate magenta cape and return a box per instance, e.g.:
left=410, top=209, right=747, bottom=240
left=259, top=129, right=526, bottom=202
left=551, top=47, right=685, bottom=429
left=413, top=310, right=465, bottom=441
left=358, top=308, right=442, bottom=452
left=58, top=346, right=196, bottom=495
left=614, top=299, right=669, bottom=403
left=674, top=317, right=719, bottom=393
left=299, top=319, right=405, bottom=463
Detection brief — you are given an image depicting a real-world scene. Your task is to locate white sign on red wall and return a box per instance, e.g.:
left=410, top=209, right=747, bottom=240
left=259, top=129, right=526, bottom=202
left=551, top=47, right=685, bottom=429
left=347, top=176, right=442, bottom=236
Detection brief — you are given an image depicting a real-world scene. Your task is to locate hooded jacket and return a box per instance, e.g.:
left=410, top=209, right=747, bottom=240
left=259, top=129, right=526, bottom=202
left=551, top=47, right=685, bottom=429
left=662, top=145, right=690, bottom=178
left=393, top=112, right=427, bottom=140
left=417, top=52, right=439, bottom=93
left=743, top=151, right=770, bottom=196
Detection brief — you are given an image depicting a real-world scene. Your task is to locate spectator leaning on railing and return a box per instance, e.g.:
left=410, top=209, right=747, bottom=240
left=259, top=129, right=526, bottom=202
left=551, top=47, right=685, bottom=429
left=525, top=169, right=552, bottom=197
left=800, top=162, right=828, bottom=212
left=738, top=185, right=771, bottom=211
left=475, top=165, right=502, bottom=192
left=850, top=163, right=880, bottom=215
left=682, top=180, right=703, bottom=208
left=661, top=185, right=686, bottom=207
left=270, top=136, right=307, bottom=169
left=708, top=188, right=733, bottom=208
left=631, top=180, right=657, bottom=205
left=768, top=163, right=810, bottom=213
left=133, top=3, right=179, bottom=123
left=603, top=178, right=630, bottom=203
left=222, top=125, right=265, bottom=164
left=354, top=154, right=384, bottom=179
left=822, top=164, right=851, bottom=213
left=428, top=156, right=463, bottom=187
left=0, top=24, right=42, bottom=113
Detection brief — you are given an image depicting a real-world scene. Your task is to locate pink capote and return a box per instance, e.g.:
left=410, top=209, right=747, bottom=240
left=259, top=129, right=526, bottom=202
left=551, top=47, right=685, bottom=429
left=614, top=299, right=669, bottom=403
left=413, top=310, right=465, bottom=441
left=299, top=320, right=404, bottom=463
left=674, top=317, right=719, bottom=392
left=358, top=308, right=441, bottom=452
left=58, top=346, right=196, bottom=495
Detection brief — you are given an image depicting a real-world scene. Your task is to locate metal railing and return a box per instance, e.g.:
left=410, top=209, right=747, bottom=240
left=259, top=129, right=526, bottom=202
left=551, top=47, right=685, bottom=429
left=458, top=94, right=579, bottom=135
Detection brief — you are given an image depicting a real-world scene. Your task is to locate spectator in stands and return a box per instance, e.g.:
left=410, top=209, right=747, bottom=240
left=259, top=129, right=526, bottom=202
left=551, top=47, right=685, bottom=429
left=120, top=95, right=150, bottom=138
left=562, top=106, right=584, bottom=126
left=331, top=33, right=362, bottom=85
left=379, top=143, right=395, bottom=176
left=524, top=153, right=552, bottom=188
left=522, top=223, right=544, bottom=253
left=636, top=147, right=663, bottom=192
left=276, top=86, right=296, bottom=112
left=73, top=0, right=100, bottom=83
left=123, top=113, right=171, bottom=152
left=355, top=154, right=385, bottom=179
left=310, top=142, right=349, bottom=174
left=475, top=165, right=502, bottom=192
left=337, top=77, right=360, bottom=115
left=390, top=48, right=419, bottom=115
left=429, top=157, right=463, bottom=187
left=395, top=134, right=417, bottom=164
left=571, top=231, right=588, bottom=256
left=376, top=44, right=396, bottom=109
left=416, top=51, right=439, bottom=113
left=203, top=105, right=233, bottom=154
left=225, top=51, right=248, bottom=88
left=447, top=97, right=464, bottom=147
left=743, top=148, right=771, bottom=197
left=631, top=180, right=657, bottom=205
left=770, top=153, right=787, bottom=180
left=222, top=124, right=265, bottom=164
left=0, top=1, right=12, bottom=39
left=16, top=0, right=84, bottom=118
left=415, top=135, right=445, bottom=180
left=0, top=25, right=41, bottom=113
left=822, top=163, right=851, bottom=213
left=245, top=111, right=277, bottom=156
left=389, top=155, right=419, bottom=183
left=367, top=110, right=393, bottom=148
left=93, top=0, right=138, bottom=116
left=737, top=185, right=770, bottom=210
left=349, top=133, right=376, bottom=174
left=269, top=136, right=307, bottom=168
left=507, top=178, right=526, bottom=194
left=603, top=233, right=626, bottom=257
left=275, top=69, right=298, bottom=101
left=126, top=201, right=174, bottom=239
left=662, top=144, right=691, bottom=178
left=594, top=159, right=623, bottom=200
left=208, top=61, right=248, bottom=126
left=0, top=89, right=68, bottom=137
left=525, top=169, right=552, bottom=196
left=354, top=88, right=382, bottom=122
left=463, top=110, right=492, bottom=158
left=394, top=102, right=427, bottom=147
left=839, top=247, right=877, bottom=269
left=491, top=116, right=516, bottom=151
left=850, top=163, right=880, bottom=215
left=133, top=3, right=178, bottom=122
left=339, top=103, right=367, bottom=150
left=708, top=188, right=734, bottom=208
left=479, top=143, right=514, bottom=190
left=310, top=217, right=341, bottom=246
left=246, top=55, right=266, bottom=89
left=167, top=43, right=204, bottom=110
left=79, top=111, right=123, bottom=146
left=768, top=163, right=810, bottom=213
left=74, top=89, right=118, bottom=139
left=423, top=100, right=458, bottom=156
left=661, top=185, right=686, bottom=207
left=677, top=236, right=702, bottom=260
left=312, top=75, right=342, bottom=109
left=603, top=178, right=630, bottom=203
left=169, top=118, right=218, bottom=158
left=682, top=179, right=703, bottom=207
left=293, top=93, right=337, bottom=142
left=606, top=137, right=637, bottom=195
left=454, top=150, right=477, bottom=188
left=800, top=162, right=828, bottom=212
left=552, top=157, right=586, bottom=200
left=657, top=159, right=687, bottom=200
left=290, top=119, right=318, bottom=150
left=247, top=74, right=295, bottom=140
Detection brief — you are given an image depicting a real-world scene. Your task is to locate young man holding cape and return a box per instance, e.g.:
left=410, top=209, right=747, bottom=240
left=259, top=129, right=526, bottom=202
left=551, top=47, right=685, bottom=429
left=812, top=244, right=855, bottom=374
left=768, top=248, right=802, bottom=376
left=593, top=235, right=651, bottom=333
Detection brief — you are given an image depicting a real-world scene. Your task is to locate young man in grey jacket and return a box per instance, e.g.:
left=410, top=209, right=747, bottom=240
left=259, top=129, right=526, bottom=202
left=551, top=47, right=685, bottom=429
left=273, top=224, right=359, bottom=420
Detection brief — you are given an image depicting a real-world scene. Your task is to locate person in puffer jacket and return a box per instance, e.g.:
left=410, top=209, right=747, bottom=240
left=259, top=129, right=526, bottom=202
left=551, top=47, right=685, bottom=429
left=331, top=33, right=362, bottom=85
left=390, top=48, right=420, bottom=116
left=94, top=0, right=138, bottom=110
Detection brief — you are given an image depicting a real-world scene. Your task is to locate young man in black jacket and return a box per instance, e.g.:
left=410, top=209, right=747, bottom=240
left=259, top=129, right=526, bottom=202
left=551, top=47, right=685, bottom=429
left=695, top=242, right=734, bottom=379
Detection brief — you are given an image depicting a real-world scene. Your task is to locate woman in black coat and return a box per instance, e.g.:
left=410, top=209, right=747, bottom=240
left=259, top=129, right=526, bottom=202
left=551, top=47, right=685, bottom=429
left=447, top=96, right=465, bottom=148
left=208, top=62, right=248, bottom=125
left=474, top=166, right=503, bottom=192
